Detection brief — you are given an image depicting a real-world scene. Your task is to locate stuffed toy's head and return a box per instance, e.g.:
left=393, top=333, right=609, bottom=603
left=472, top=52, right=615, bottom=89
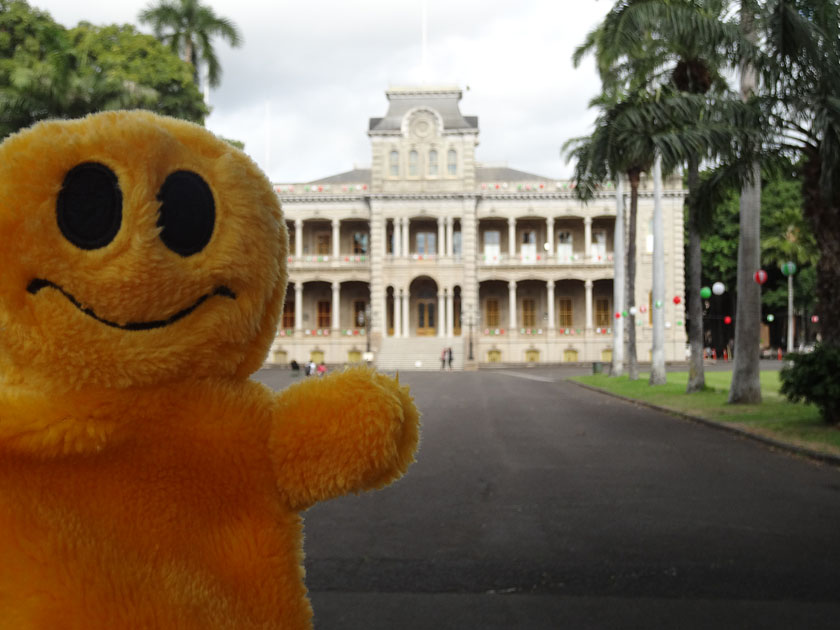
left=0, top=110, right=287, bottom=392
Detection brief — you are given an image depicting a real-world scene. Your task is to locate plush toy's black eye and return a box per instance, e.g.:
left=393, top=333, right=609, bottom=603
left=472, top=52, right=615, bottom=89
left=56, top=162, right=122, bottom=250
left=156, top=170, right=215, bottom=257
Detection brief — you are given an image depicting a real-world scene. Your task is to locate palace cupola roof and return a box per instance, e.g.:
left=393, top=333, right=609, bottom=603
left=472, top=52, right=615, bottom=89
left=368, top=85, right=478, bottom=134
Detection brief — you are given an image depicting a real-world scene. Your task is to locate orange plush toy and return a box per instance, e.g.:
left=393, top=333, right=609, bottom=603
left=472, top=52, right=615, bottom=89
left=0, top=111, right=420, bottom=629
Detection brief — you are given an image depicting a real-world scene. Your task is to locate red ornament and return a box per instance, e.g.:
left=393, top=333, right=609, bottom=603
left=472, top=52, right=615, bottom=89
left=615, top=312, right=621, bottom=319
left=673, top=296, right=681, bottom=305
left=724, top=316, right=732, bottom=325
left=754, top=269, right=768, bottom=285
left=812, top=315, right=819, bottom=323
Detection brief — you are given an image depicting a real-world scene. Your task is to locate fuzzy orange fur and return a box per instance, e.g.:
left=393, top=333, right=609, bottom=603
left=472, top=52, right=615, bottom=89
left=0, top=111, right=420, bottom=628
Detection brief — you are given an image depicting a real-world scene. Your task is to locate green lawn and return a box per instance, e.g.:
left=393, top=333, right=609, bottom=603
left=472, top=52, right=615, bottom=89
left=573, top=370, right=840, bottom=457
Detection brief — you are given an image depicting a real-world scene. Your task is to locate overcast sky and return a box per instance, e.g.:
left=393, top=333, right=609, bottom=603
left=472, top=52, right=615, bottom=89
left=35, top=0, right=608, bottom=183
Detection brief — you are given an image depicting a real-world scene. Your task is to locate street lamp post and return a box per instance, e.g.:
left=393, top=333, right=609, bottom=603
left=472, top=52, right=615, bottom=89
left=781, top=262, right=797, bottom=352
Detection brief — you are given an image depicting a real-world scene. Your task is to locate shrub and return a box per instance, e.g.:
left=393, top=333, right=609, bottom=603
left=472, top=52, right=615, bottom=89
left=780, top=344, right=840, bottom=425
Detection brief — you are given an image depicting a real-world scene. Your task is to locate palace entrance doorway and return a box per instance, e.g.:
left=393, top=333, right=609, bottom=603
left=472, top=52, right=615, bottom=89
left=410, top=276, right=438, bottom=336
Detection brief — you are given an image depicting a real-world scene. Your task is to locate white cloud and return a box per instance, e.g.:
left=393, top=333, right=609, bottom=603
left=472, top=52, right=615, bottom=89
left=32, top=0, right=607, bottom=182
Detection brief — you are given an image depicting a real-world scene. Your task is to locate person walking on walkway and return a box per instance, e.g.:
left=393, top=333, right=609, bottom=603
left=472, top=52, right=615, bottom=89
left=441, top=348, right=447, bottom=370
left=447, top=347, right=453, bottom=371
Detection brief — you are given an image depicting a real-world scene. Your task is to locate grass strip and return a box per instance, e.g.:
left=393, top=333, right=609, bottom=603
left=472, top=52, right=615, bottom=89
left=572, top=370, right=840, bottom=458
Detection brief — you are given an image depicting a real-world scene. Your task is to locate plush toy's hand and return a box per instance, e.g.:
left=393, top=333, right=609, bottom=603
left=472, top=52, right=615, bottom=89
left=269, top=367, right=420, bottom=511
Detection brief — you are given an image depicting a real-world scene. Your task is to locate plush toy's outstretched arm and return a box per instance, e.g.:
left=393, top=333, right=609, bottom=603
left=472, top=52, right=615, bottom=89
left=269, top=367, right=420, bottom=511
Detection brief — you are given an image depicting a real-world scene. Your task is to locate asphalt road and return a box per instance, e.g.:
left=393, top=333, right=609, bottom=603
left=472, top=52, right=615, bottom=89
left=255, top=366, right=840, bottom=629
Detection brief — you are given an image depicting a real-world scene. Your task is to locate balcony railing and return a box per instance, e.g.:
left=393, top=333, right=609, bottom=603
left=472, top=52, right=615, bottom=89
left=287, top=255, right=369, bottom=265
left=479, top=252, right=614, bottom=265
left=479, top=326, right=613, bottom=336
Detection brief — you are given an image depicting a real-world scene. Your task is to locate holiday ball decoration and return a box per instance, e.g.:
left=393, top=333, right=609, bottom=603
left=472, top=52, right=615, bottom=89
left=700, top=286, right=712, bottom=299
left=673, top=296, right=681, bottom=305
left=724, top=316, right=732, bottom=325
left=754, top=269, right=768, bottom=284
left=781, top=261, right=797, bottom=276
left=712, top=282, right=725, bottom=295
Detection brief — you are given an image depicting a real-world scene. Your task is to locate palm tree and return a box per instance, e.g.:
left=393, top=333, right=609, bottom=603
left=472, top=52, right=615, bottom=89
left=138, top=0, right=242, bottom=91
left=759, top=0, right=840, bottom=422
left=762, top=0, right=840, bottom=350
left=575, top=0, right=748, bottom=393
left=565, top=92, right=659, bottom=381
left=728, top=2, right=763, bottom=403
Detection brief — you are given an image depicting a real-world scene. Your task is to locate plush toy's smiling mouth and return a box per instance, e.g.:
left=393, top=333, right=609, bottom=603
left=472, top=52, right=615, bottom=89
left=26, top=278, right=236, bottom=331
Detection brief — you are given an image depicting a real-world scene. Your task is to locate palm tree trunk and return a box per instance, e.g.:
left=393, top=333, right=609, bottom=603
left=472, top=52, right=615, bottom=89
left=803, top=151, right=840, bottom=349
left=650, top=154, right=666, bottom=385
left=686, top=156, right=705, bottom=392
left=612, top=177, right=625, bottom=376
left=183, top=39, right=200, bottom=87
left=729, top=4, right=762, bottom=404
left=626, top=168, right=640, bottom=380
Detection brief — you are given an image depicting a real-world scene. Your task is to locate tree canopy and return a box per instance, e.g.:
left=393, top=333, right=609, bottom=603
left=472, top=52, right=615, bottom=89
left=0, top=0, right=207, bottom=139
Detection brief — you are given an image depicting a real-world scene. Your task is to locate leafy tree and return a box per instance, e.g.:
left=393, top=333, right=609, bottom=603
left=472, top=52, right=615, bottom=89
left=0, top=0, right=124, bottom=136
left=0, top=1, right=207, bottom=139
left=138, top=0, right=242, bottom=91
left=701, top=167, right=819, bottom=351
left=69, top=23, right=207, bottom=123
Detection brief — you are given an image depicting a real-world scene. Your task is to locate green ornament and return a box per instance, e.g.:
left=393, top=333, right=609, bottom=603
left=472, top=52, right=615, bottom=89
left=621, top=310, right=628, bottom=317
left=781, top=261, right=797, bottom=276
left=767, top=314, right=775, bottom=322
left=700, top=286, right=712, bottom=299
left=655, top=300, right=663, bottom=309
left=677, top=320, right=683, bottom=326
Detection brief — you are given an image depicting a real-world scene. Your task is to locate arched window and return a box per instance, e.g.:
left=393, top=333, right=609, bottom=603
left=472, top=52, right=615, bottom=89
left=389, top=150, right=399, bottom=176
left=428, top=149, right=438, bottom=176
left=409, top=150, right=419, bottom=176
left=447, top=149, right=457, bottom=175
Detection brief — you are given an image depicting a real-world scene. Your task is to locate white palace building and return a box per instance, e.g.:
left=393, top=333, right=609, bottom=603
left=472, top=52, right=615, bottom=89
left=269, top=85, right=687, bottom=370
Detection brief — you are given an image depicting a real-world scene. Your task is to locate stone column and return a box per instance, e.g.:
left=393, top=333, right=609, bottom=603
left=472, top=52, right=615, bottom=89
left=437, top=217, right=445, bottom=257
left=393, top=219, right=401, bottom=257
left=294, top=282, right=303, bottom=332
left=331, top=281, right=340, bottom=331
left=508, top=280, right=517, bottom=330
left=547, top=280, right=555, bottom=332
left=402, top=217, right=410, bottom=258
left=446, top=290, right=453, bottom=337
left=446, top=216, right=454, bottom=257
left=402, top=289, right=410, bottom=337
left=584, top=217, right=592, bottom=261
left=508, top=217, right=516, bottom=259
left=585, top=279, right=593, bottom=330
left=546, top=217, right=554, bottom=257
left=394, top=290, right=402, bottom=337
left=438, top=290, right=446, bottom=338
left=294, top=219, right=303, bottom=259
left=331, top=219, right=340, bottom=259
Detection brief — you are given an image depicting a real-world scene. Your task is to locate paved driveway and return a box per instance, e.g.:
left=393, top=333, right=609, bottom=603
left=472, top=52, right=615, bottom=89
left=255, top=367, right=840, bottom=629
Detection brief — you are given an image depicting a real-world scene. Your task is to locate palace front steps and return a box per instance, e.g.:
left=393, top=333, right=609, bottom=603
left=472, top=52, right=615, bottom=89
left=376, top=337, right=463, bottom=371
